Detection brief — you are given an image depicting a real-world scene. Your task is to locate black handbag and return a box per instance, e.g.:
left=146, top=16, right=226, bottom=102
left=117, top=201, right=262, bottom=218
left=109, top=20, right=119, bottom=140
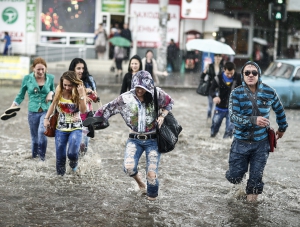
left=196, top=74, right=210, bottom=96
left=154, top=87, right=182, bottom=153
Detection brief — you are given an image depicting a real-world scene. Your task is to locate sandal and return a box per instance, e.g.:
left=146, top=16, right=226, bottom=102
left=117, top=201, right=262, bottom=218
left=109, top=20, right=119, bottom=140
left=5, top=107, right=20, bottom=114
left=1, top=112, right=17, bottom=121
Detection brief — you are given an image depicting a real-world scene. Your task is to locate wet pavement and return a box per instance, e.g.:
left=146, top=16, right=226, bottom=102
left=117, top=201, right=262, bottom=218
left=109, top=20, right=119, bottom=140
left=0, top=75, right=299, bottom=226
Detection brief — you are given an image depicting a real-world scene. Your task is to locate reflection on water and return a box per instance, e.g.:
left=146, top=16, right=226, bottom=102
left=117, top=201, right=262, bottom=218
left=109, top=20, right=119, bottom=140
left=0, top=87, right=299, bottom=226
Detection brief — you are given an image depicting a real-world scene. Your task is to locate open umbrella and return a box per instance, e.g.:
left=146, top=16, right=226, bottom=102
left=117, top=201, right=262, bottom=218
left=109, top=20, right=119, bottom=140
left=186, top=39, right=235, bottom=55
left=109, top=36, right=131, bottom=47
left=253, top=37, right=268, bottom=45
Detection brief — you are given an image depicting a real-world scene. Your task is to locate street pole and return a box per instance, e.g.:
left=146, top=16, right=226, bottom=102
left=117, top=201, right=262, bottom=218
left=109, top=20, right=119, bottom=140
left=157, top=0, right=169, bottom=71
left=274, top=20, right=279, bottom=60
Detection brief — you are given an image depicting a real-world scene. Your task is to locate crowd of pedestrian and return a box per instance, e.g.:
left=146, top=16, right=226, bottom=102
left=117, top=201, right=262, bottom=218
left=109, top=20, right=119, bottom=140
left=0, top=31, right=290, bottom=204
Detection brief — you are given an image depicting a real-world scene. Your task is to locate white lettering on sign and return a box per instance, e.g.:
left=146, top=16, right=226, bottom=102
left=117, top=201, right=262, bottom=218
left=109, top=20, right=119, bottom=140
left=130, top=3, right=180, bottom=48
left=26, top=0, right=36, bottom=32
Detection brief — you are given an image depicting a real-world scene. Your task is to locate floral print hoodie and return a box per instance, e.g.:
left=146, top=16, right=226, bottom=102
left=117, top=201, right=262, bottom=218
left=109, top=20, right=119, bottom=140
left=94, top=70, right=174, bottom=133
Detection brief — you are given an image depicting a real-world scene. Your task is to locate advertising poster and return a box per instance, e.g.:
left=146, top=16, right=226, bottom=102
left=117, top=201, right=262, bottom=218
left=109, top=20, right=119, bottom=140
left=0, top=56, right=30, bottom=80
left=181, top=0, right=208, bottom=19
left=0, top=0, right=26, bottom=44
left=130, top=3, right=180, bottom=47
left=41, top=0, right=96, bottom=33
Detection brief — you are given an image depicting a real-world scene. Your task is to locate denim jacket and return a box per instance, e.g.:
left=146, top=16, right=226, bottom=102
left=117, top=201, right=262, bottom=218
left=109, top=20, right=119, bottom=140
left=14, top=73, right=55, bottom=112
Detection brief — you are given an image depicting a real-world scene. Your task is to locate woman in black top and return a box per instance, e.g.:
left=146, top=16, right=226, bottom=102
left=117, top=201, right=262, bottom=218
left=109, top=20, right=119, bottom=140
left=120, top=55, right=142, bottom=94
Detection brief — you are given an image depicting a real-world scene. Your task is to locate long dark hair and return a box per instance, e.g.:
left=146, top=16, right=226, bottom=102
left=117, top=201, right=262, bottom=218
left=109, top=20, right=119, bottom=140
left=144, top=91, right=153, bottom=107
left=69, top=58, right=95, bottom=90
left=128, top=55, right=143, bottom=73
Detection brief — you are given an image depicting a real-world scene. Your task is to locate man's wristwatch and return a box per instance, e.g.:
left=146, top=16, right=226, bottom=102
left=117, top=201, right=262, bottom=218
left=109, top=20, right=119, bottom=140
left=161, top=113, right=166, bottom=118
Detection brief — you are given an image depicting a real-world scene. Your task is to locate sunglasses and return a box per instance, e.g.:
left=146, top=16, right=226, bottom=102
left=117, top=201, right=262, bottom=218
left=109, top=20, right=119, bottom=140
left=244, top=70, right=258, bottom=76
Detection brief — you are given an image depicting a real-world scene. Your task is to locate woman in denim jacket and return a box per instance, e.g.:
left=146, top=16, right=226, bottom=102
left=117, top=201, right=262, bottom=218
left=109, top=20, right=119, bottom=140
left=9, top=57, right=55, bottom=161
left=86, top=70, right=174, bottom=200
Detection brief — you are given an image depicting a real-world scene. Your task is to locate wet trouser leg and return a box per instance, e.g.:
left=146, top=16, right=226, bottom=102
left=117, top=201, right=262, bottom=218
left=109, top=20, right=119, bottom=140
left=226, top=139, right=270, bottom=194
left=55, top=130, right=81, bottom=175
left=28, top=111, right=47, bottom=160
left=223, top=112, right=234, bottom=138
left=207, top=96, right=213, bottom=118
left=123, top=138, right=161, bottom=198
left=211, top=110, right=225, bottom=137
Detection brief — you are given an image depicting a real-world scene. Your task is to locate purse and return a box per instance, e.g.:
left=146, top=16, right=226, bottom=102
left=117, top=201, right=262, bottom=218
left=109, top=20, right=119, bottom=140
left=44, top=111, right=58, bottom=137
left=154, top=87, right=182, bottom=153
left=196, top=74, right=210, bottom=96
left=267, top=127, right=277, bottom=152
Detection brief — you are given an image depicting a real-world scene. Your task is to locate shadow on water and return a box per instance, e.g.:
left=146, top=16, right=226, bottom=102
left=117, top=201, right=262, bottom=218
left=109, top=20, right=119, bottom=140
left=0, top=87, right=299, bottom=226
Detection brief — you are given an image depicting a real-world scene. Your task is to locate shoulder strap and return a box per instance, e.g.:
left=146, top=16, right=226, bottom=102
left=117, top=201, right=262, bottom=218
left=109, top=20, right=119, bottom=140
left=153, top=86, right=159, bottom=119
left=214, top=75, right=219, bottom=86
left=243, top=87, right=261, bottom=116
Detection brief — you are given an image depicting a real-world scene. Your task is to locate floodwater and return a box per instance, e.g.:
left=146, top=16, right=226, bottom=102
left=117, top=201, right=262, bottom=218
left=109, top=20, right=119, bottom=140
left=0, top=86, right=299, bottom=226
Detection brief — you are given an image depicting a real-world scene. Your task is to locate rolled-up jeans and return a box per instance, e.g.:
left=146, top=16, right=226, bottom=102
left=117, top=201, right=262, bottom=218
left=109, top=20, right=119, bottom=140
left=226, top=138, right=270, bottom=194
left=28, top=111, right=47, bottom=160
left=123, top=137, right=161, bottom=198
left=55, top=129, right=82, bottom=175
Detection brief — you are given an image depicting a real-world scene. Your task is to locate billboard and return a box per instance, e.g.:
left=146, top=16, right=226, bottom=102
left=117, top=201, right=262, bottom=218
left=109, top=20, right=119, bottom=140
left=0, top=56, right=30, bottom=80
left=130, top=3, right=180, bottom=47
left=181, top=0, right=208, bottom=19
left=41, top=0, right=96, bottom=33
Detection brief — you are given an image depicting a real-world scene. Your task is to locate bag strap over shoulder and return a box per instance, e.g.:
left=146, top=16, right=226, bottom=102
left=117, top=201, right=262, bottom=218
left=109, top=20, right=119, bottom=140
left=153, top=86, right=159, bottom=119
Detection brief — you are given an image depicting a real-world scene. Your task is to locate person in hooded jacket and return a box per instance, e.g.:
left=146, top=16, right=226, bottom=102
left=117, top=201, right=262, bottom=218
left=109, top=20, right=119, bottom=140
left=226, top=61, right=288, bottom=202
left=86, top=70, right=174, bottom=201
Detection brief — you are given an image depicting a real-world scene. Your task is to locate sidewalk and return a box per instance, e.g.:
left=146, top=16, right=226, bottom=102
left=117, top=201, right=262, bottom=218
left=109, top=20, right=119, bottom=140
left=0, top=59, right=200, bottom=90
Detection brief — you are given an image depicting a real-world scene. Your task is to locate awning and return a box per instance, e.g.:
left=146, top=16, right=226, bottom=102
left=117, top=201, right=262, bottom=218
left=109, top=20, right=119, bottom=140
left=183, top=12, right=242, bottom=34
left=204, top=12, right=242, bottom=32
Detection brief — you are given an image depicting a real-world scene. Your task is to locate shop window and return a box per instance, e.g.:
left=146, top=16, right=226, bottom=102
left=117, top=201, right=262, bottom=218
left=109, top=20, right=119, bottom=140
left=41, top=36, right=66, bottom=44
left=236, top=29, right=249, bottom=55
left=70, top=37, right=95, bottom=45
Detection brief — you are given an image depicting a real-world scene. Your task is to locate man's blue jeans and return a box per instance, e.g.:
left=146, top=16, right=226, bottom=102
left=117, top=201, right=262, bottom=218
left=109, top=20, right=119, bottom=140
left=226, top=138, right=270, bottom=194
left=123, top=138, right=161, bottom=198
left=55, top=129, right=82, bottom=175
left=211, top=110, right=234, bottom=138
left=28, top=111, right=47, bottom=160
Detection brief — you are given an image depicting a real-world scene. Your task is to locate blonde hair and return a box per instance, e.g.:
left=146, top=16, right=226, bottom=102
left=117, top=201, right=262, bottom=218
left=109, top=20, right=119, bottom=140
left=53, top=71, right=83, bottom=107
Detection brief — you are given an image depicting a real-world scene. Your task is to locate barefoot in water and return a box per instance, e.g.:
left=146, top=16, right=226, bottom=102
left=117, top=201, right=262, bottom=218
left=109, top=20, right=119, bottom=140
left=133, top=173, right=146, bottom=194
left=247, top=194, right=258, bottom=202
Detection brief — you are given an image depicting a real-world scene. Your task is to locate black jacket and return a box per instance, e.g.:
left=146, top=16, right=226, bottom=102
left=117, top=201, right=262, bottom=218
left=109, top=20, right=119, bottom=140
left=200, top=63, right=223, bottom=95
left=209, top=72, right=242, bottom=109
left=120, top=72, right=132, bottom=94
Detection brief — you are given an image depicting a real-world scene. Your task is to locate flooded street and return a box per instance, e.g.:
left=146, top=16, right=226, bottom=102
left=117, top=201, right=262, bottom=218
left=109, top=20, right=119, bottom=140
left=0, top=86, right=299, bottom=226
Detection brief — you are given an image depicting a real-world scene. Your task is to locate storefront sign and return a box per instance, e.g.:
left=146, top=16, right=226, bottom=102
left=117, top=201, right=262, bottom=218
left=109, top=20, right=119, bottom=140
left=130, top=3, right=180, bottom=47
left=0, top=56, right=30, bottom=80
left=0, top=0, right=26, bottom=43
left=26, top=0, right=36, bottom=32
left=102, top=0, right=126, bottom=13
left=181, top=0, right=208, bottom=19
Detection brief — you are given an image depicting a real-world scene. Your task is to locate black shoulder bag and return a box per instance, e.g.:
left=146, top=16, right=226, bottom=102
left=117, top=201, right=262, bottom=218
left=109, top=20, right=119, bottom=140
left=153, top=87, right=182, bottom=153
left=244, top=87, right=277, bottom=152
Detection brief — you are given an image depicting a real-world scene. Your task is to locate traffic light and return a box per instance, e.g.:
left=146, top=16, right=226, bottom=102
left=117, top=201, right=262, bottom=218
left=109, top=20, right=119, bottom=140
left=268, top=0, right=287, bottom=21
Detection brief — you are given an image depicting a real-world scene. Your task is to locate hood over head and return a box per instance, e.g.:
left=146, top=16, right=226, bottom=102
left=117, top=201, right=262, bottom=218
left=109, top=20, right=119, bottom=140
left=131, top=70, right=154, bottom=96
left=240, top=61, right=262, bottom=87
